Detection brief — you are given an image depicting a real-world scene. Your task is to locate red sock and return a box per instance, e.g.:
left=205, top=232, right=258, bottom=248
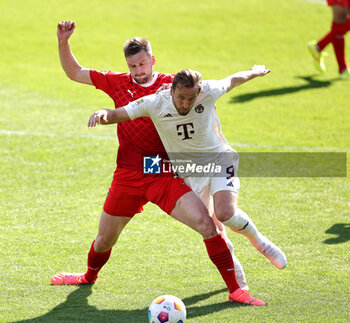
left=85, top=240, right=112, bottom=282
left=317, top=31, right=332, bottom=51
left=331, top=22, right=348, bottom=72
left=204, top=233, right=239, bottom=293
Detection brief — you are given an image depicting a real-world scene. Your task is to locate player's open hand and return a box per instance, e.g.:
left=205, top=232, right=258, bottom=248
left=57, top=20, right=76, bottom=40
left=88, top=110, right=109, bottom=127
left=250, top=65, right=271, bottom=77
left=156, top=83, right=172, bottom=94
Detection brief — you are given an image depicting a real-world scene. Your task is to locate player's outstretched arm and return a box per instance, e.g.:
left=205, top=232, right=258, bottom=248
left=224, top=65, right=270, bottom=92
left=57, top=20, right=92, bottom=85
left=88, top=108, right=130, bottom=127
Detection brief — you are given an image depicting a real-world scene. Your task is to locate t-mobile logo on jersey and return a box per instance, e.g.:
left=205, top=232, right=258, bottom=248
left=176, top=123, right=194, bottom=140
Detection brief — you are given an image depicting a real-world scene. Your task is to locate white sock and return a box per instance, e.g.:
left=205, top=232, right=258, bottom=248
left=223, top=208, right=264, bottom=250
left=220, top=226, right=248, bottom=290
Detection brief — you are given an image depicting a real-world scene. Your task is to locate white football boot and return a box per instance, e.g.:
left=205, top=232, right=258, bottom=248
left=255, top=236, right=287, bottom=269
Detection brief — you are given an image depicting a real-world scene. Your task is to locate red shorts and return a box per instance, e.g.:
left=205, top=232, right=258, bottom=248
left=327, top=0, right=349, bottom=7
left=103, top=168, right=192, bottom=217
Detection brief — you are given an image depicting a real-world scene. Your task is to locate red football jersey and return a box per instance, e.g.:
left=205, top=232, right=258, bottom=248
left=90, top=70, right=174, bottom=170
left=327, top=0, right=349, bottom=6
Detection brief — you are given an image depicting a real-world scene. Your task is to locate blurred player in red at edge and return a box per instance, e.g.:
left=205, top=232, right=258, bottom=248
left=51, top=21, right=265, bottom=305
left=308, top=0, right=350, bottom=79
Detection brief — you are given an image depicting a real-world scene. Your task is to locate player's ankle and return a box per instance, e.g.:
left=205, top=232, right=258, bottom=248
left=84, top=273, right=98, bottom=282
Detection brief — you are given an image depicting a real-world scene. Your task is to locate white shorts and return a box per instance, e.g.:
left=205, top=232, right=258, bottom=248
left=184, top=176, right=240, bottom=215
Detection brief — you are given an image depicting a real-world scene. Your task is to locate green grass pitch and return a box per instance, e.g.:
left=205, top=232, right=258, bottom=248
left=0, top=0, right=349, bottom=322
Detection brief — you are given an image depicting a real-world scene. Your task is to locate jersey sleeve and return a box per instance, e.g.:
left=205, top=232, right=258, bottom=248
left=124, top=94, right=158, bottom=120
left=89, top=70, right=121, bottom=96
left=202, top=79, right=231, bottom=100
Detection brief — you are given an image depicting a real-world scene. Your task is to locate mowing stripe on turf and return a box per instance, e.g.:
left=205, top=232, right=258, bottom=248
left=296, top=0, right=326, bottom=5
left=0, top=129, right=116, bottom=141
left=1, top=129, right=349, bottom=152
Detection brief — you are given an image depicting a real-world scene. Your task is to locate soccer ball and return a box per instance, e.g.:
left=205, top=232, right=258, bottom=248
left=148, top=295, right=186, bottom=323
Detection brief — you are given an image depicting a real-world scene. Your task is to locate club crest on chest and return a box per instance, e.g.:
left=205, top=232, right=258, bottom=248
left=195, top=104, right=204, bottom=113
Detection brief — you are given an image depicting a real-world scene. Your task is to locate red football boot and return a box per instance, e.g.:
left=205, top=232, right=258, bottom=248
left=229, top=288, right=266, bottom=306
left=51, top=273, right=96, bottom=285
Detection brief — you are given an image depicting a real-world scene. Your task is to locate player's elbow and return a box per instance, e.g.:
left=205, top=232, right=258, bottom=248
left=65, top=67, right=91, bottom=84
left=65, top=70, right=77, bottom=81
left=65, top=68, right=80, bottom=82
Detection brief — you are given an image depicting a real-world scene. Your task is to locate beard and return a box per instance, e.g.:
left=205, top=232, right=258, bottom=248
left=134, top=74, right=151, bottom=84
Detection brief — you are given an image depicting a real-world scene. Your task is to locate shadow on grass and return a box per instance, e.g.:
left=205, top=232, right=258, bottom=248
left=13, top=286, right=246, bottom=322
left=323, top=223, right=350, bottom=244
left=231, top=75, right=337, bottom=103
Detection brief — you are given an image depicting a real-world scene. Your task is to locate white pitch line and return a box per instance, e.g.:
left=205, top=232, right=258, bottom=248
left=1, top=129, right=349, bottom=152
left=0, top=129, right=116, bottom=141
left=296, top=0, right=326, bottom=5
left=229, top=142, right=350, bottom=152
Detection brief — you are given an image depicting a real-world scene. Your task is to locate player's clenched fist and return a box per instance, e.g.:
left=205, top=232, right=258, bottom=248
left=88, top=110, right=109, bottom=127
left=57, top=20, right=76, bottom=40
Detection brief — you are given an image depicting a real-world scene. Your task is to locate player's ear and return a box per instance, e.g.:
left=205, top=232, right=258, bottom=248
left=152, top=55, right=156, bottom=66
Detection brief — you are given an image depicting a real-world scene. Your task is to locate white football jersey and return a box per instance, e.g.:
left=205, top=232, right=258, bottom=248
left=125, top=79, right=237, bottom=176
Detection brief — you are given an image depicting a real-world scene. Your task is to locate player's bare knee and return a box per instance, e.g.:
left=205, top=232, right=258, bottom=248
left=332, top=5, right=348, bottom=23
left=197, top=216, right=217, bottom=239
left=94, top=235, right=114, bottom=252
left=215, top=207, right=236, bottom=222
